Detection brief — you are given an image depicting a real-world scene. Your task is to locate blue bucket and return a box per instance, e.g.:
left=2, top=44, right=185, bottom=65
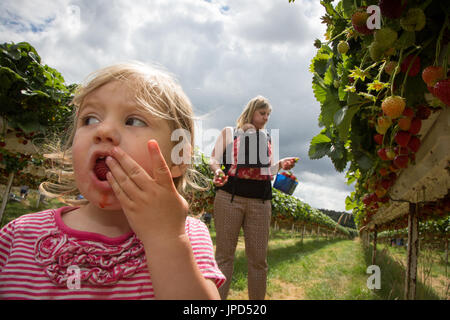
left=273, top=173, right=298, bottom=195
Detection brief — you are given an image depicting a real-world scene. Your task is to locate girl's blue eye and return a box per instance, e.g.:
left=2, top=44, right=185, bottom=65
left=125, top=117, right=147, bottom=127
left=83, top=116, right=100, bottom=126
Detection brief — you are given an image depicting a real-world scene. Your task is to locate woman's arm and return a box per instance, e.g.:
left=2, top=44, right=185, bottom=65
left=209, top=127, right=233, bottom=184
left=270, top=156, right=298, bottom=175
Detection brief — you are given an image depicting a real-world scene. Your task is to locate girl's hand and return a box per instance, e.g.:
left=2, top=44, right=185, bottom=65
left=213, top=169, right=228, bottom=187
left=105, top=140, right=188, bottom=242
left=280, top=157, right=299, bottom=171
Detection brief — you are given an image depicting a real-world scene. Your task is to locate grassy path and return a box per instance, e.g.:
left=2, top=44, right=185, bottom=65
left=210, top=228, right=447, bottom=300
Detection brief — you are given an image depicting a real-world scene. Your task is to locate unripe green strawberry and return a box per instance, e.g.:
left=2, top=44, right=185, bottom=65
left=333, top=80, right=340, bottom=88
left=374, top=27, right=398, bottom=49
left=382, top=96, right=405, bottom=119
left=337, top=41, right=349, bottom=54
left=376, top=116, right=392, bottom=134
left=369, top=41, right=384, bottom=61
left=400, top=8, right=426, bottom=32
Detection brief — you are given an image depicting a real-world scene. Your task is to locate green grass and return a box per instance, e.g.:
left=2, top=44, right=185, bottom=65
left=0, top=188, right=65, bottom=228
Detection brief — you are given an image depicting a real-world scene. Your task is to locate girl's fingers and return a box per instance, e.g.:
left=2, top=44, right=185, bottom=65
left=106, top=156, right=143, bottom=198
left=106, top=171, right=133, bottom=207
left=147, top=140, right=174, bottom=188
left=109, top=146, right=152, bottom=190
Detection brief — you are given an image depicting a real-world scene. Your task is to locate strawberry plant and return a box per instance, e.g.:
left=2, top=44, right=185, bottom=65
left=306, top=0, right=449, bottom=230
left=0, top=41, right=75, bottom=221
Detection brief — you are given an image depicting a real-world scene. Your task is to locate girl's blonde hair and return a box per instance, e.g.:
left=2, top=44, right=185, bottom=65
left=40, top=61, right=206, bottom=205
left=236, top=95, right=272, bottom=129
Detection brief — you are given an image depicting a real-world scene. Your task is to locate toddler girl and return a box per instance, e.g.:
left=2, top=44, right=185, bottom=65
left=0, top=62, right=225, bottom=299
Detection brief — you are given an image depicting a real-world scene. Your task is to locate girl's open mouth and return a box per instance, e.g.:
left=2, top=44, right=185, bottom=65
left=93, top=156, right=110, bottom=181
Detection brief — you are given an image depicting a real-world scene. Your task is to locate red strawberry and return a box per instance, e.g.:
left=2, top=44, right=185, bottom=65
left=402, top=107, right=415, bottom=118
left=379, top=167, right=388, bottom=176
left=377, top=148, right=389, bottom=160
left=397, top=117, right=411, bottom=131
left=381, top=179, right=391, bottom=190
left=374, top=134, right=384, bottom=145
left=94, top=158, right=110, bottom=181
left=379, top=0, right=407, bottom=19
left=433, top=79, right=450, bottom=106
left=393, top=155, right=409, bottom=168
left=408, top=117, right=422, bottom=135
left=351, top=10, right=373, bottom=35
left=422, top=66, right=444, bottom=86
left=394, top=146, right=409, bottom=155
left=362, top=194, right=372, bottom=206
left=416, top=105, right=431, bottom=120
left=408, top=136, right=421, bottom=153
left=394, top=131, right=411, bottom=147
left=401, top=55, right=420, bottom=76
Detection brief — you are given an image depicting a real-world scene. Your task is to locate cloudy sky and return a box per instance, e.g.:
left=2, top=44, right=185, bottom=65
left=0, top=0, right=354, bottom=212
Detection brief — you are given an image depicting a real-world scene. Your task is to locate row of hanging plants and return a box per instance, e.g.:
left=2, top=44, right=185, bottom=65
left=307, top=0, right=449, bottom=230
left=378, top=216, right=449, bottom=242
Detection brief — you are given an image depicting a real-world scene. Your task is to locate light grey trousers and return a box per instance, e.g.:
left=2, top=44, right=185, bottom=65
left=213, top=189, right=272, bottom=300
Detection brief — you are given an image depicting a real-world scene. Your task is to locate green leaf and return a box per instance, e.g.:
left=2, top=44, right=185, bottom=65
left=347, top=92, right=365, bottom=106
left=308, top=142, right=332, bottom=160
left=334, top=105, right=360, bottom=141
left=311, top=133, right=332, bottom=144
left=341, top=0, right=353, bottom=18
left=345, top=196, right=357, bottom=211
left=312, top=73, right=341, bottom=127
left=309, top=46, right=332, bottom=76
left=310, top=53, right=330, bottom=76
left=355, top=153, right=373, bottom=171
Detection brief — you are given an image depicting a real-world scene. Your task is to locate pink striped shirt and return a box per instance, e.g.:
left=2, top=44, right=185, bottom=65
left=0, top=207, right=225, bottom=300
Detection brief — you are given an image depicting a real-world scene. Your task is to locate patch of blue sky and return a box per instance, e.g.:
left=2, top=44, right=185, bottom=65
left=0, top=10, right=54, bottom=33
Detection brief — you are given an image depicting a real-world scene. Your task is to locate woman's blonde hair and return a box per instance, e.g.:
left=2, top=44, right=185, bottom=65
left=236, top=95, right=272, bottom=129
left=40, top=61, right=206, bottom=205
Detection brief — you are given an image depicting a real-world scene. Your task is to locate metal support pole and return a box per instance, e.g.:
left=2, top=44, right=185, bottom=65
left=405, top=203, right=419, bottom=300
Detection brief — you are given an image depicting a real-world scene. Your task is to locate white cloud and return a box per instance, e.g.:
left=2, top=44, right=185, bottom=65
left=293, top=171, right=352, bottom=212
left=0, top=0, right=355, bottom=212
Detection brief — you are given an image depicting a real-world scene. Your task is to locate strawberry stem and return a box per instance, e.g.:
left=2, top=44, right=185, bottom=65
left=434, top=13, right=448, bottom=66
left=390, top=49, right=403, bottom=96
left=400, top=51, right=420, bottom=97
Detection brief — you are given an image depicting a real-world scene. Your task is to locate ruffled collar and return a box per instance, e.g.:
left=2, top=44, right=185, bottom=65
left=34, top=207, right=147, bottom=287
